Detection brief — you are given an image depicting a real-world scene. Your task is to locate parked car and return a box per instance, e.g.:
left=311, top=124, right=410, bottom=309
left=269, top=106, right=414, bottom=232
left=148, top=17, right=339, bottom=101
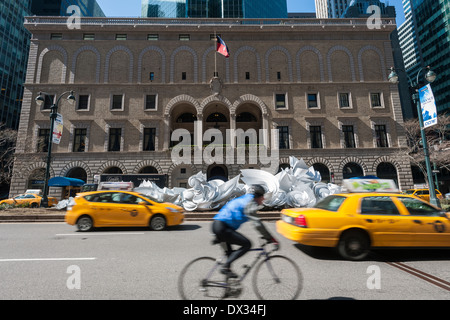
left=277, top=192, right=450, bottom=261
left=403, top=189, right=443, bottom=203
left=0, top=193, right=58, bottom=208
left=65, top=190, right=184, bottom=232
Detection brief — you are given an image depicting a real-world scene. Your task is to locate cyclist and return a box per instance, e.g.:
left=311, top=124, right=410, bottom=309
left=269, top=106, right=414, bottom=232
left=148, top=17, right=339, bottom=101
left=212, top=184, right=279, bottom=278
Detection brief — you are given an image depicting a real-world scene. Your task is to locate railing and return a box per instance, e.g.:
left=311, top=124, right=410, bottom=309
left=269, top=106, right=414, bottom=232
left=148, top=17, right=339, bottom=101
left=24, top=16, right=397, bottom=27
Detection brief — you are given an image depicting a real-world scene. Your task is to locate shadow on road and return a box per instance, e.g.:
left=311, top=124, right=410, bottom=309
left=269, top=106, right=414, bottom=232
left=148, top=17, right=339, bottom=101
left=75, top=223, right=202, bottom=233
left=293, top=243, right=450, bottom=262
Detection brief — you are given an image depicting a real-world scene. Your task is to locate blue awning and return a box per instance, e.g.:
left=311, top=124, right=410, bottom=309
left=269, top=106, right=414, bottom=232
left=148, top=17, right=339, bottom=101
left=48, top=177, right=85, bottom=187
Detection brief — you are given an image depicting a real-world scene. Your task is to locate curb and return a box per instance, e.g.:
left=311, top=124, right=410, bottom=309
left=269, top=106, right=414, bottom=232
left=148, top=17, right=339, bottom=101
left=0, top=212, right=281, bottom=223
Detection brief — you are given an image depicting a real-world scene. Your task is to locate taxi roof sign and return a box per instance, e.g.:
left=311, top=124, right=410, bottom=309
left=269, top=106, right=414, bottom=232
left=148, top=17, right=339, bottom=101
left=342, top=179, right=399, bottom=193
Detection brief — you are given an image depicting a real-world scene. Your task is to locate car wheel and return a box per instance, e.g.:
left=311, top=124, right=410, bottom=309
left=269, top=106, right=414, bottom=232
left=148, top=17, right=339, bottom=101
left=338, top=230, right=370, bottom=261
left=77, top=215, right=94, bottom=232
left=30, top=203, right=38, bottom=208
left=150, top=215, right=166, bottom=231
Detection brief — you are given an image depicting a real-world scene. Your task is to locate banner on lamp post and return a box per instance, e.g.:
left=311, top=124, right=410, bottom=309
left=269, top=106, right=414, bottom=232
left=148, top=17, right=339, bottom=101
left=419, top=84, right=438, bottom=128
left=52, top=113, right=63, bottom=144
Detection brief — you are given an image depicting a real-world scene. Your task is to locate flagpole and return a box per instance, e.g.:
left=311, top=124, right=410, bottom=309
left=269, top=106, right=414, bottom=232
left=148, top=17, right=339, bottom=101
left=214, top=30, right=217, bottom=77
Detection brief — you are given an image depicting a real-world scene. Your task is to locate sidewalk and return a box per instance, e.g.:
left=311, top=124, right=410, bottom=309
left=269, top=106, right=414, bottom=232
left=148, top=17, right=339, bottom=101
left=0, top=209, right=281, bottom=223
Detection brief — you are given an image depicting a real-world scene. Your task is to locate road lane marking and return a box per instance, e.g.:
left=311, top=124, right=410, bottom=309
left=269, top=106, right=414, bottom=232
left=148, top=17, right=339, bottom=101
left=55, top=232, right=145, bottom=236
left=0, top=258, right=96, bottom=262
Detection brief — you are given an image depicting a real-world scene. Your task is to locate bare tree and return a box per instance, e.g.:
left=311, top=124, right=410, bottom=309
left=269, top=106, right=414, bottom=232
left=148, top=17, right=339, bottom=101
left=400, top=114, right=450, bottom=187
left=0, top=124, right=18, bottom=184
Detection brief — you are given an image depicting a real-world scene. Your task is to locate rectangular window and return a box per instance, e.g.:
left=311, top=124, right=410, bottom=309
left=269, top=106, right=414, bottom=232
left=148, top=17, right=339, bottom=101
left=278, top=126, right=290, bottom=149
left=145, top=94, right=157, bottom=110
left=245, top=72, right=250, bottom=80
left=111, top=95, right=123, bottom=110
left=83, top=34, right=95, bottom=40
left=149, top=72, right=155, bottom=82
left=77, top=95, right=89, bottom=110
left=115, top=34, right=127, bottom=40
left=307, top=94, right=318, bottom=108
left=182, top=72, right=187, bottom=80
left=37, top=129, right=50, bottom=152
left=277, top=72, right=281, bottom=81
left=143, top=128, right=156, bottom=151
left=339, top=93, right=350, bottom=108
left=51, top=33, right=62, bottom=40
left=375, top=124, right=388, bottom=148
left=108, top=128, right=122, bottom=152
left=275, top=94, right=286, bottom=109
left=310, top=126, right=323, bottom=149
left=73, top=128, right=87, bottom=152
left=43, top=95, right=55, bottom=110
left=342, top=125, right=356, bottom=148
left=370, top=93, right=382, bottom=108
left=361, top=197, right=400, bottom=215
left=147, top=34, right=159, bottom=41
left=179, top=34, right=190, bottom=41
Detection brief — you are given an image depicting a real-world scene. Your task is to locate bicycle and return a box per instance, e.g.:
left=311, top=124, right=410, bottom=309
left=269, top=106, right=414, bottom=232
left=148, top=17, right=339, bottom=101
left=178, top=237, right=303, bottom=300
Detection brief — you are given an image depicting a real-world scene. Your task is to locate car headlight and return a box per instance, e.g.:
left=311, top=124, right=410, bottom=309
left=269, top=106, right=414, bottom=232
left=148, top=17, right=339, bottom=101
left=166, top=207, right=178, bottom=213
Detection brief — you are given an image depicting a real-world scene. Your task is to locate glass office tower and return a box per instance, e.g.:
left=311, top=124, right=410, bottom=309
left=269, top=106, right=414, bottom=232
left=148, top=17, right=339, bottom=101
left=31, top=0, right=105, bottom=17
left=0, top=0, right=33, bottom=129
left=142, top=0, right=187, bottom=18
left=0, top=0, right=105, bottom=130
left=410, top=0, right=449, bottom=113
left=142, top=0, right=288, bottom=18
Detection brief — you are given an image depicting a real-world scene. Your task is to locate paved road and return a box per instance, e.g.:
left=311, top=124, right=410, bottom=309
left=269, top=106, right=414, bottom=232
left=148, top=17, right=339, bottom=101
left=0, top=221, right=449, bottom=300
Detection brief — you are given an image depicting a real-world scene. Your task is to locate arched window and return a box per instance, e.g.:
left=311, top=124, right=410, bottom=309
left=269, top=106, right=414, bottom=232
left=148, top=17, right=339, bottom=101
left=376, top=162, right=398, bottom=184
left=313, top=163, right=330, bottom=183
left=104, top=167, right=123, bottom=174
left=206, top=112, right=227, bottom=123
left=343, top=162, right=363, bottom=179
left=177, top=113, right=197, bottom=123
left=139, top=166, right=158, bottom=174
left=66, top=167, right=87, bottom=183
left=236, top=112, right=257, bottom=122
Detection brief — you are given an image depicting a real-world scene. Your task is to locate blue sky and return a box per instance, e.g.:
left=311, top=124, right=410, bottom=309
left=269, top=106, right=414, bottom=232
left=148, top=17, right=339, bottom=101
left=96, top=0, right=405, bottom=25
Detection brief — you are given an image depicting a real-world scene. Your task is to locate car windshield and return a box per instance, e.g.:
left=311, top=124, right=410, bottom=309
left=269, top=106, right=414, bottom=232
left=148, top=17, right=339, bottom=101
left=313, top=195, right=346, bottom=212
left=404, top=190, right=415, bottom=194
left=137, top=193, right=163, bottom=203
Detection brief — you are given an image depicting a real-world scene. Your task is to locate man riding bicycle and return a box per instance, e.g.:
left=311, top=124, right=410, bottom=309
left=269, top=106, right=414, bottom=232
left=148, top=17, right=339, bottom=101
left=212, top=184, right=279, bottom=278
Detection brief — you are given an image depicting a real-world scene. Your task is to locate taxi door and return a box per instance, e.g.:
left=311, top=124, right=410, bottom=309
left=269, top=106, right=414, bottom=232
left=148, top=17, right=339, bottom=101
left=87, top=192, right=117, bottom=226
left=395, top=197, right=450, bottom=247
left=359, top=196, right=413, bottom=247
left=108, top=193, right=150, bottom=226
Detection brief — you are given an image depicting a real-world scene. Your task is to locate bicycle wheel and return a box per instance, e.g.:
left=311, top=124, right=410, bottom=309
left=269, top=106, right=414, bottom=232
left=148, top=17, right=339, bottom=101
left=252, top=255, right=302, bottom=300
left=178, top=257, right=228, bottom=300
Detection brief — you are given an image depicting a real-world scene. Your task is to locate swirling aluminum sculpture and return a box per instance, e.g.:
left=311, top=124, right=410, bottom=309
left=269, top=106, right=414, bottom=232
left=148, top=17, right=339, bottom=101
left=134, top=157, right=341, bottom=211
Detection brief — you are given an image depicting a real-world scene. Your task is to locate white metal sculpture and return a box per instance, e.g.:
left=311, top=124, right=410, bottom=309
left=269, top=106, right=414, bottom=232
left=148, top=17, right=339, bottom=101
left=134, top=157, right=341, bottom=211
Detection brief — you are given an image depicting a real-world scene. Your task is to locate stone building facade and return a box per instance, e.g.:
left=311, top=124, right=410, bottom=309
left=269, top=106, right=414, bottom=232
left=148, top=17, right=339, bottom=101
left=10, top=17, right=414, bottom=199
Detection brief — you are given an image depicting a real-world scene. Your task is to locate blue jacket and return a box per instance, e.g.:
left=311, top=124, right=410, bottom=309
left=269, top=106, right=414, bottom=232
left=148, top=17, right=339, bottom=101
left=213, top=194, right=254, bottom=230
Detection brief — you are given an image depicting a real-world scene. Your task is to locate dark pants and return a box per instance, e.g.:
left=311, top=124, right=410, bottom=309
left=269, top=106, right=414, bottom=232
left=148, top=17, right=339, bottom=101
left=212, top=220, right=251, bottom=269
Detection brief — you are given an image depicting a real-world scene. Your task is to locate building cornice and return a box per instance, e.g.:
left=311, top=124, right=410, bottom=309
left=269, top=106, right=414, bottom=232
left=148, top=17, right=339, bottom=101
left=24, top=17, right=397, bottom=33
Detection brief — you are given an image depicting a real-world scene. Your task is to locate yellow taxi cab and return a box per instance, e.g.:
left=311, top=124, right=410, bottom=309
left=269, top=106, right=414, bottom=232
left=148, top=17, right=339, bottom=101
left=65, top=190, right=184, bottom=232
left=404, top=189, right=443, bottom=203
left=276, top=179, right=450, bottom=260
left=0, top=193, right=58, bottom=208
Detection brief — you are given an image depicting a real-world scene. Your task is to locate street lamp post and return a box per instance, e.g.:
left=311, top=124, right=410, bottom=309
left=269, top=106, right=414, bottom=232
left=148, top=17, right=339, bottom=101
left=388, top=66, right=440, bottom=207
left=35, top=91, right=76, bottom=207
